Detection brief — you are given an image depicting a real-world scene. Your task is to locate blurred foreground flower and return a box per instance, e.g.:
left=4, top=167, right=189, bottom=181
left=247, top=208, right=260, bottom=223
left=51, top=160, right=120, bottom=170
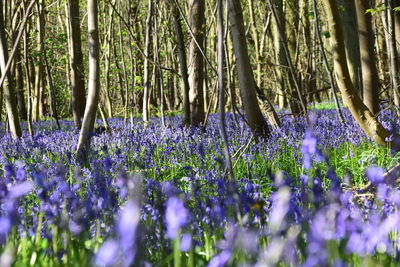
left=165, top=197, right=189, bottom=239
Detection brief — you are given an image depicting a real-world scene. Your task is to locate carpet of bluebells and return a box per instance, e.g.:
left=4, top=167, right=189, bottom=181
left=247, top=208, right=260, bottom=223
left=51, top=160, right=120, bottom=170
left=1, top=108, right=400, bottom=266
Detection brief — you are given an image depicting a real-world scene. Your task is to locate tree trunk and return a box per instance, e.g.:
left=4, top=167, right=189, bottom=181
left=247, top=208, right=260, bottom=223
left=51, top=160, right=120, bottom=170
left=15, top=50, right=27, bottom=120
left=217, top=0, right=233, bottom=179
left=337, top=0, right=361, bottom=93
left=171, top=1, right=190, bottom=126
left=0, top=0, right=22, bottom=138
left=68, top=0, right=86, bottom=128
left=388, top=0, right=400, bottom=110
left=142, top=0, right=153, bottom=123
left=228, top=0, right=270, bottom=137
left=355, top=0, right=380, bottom=114
left=322, top=0, right=392, bottom=147
left=271, top=0, right=286, bottom=109
left=188, top=0, right=205, bottom=126
left=77, top=0, right=101, bottom=160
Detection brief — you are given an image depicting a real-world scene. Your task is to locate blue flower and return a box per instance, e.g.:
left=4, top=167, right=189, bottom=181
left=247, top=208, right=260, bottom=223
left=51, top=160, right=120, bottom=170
left=165, top=197, right=189, bottom=239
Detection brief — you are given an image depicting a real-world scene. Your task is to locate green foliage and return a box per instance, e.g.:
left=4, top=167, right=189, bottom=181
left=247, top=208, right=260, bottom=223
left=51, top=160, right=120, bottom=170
left=366, top=5, right=388, bottom=15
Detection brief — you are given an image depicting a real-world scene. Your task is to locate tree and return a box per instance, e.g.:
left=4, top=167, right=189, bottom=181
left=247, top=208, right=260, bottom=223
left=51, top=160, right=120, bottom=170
left=0, top=0, right=23, bottom=138
left=188, top=0, right=205, bottom=126
left=337, top=0, right=361, bottom=93
left=77, top=0, right=101, bottom=160
left=217, top=0, right=233, bottom=178
left=228, top=0, right=270, bottom=137
left=170, top=0, right=191, bottom=126
left=142, top=0, right=153, bottom=123
left=68, top=0, right=87, bottom=128
left=355, top=0, right=380, bottom=114
left=322, top=0, right=393, bottom=147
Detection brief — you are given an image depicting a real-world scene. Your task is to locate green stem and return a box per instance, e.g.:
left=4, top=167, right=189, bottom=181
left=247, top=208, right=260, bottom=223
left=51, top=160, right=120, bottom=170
left=174, top=229, right=181, bottom=267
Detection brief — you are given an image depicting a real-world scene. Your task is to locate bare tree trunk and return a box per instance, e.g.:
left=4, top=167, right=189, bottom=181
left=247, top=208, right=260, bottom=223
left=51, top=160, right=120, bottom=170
left=388, top=0, right=400, bottom=110
left=154, top=5, right=165, bottom=127
left=337, top=0, right=361, bottom=93
left=23, top=0, right=34, bottom=134
left=171, top=1, right=190, bottom=126
left=68, top=0, right=86, bottom=128
left=322, top=0, right=393, bottom=147
left=312, top=0, right=344, bottom=122
left=102, top=6, right=114, bottom=118
left=0, top=0, right=23, bottom=138
left=217, top=0, right=233, bottom=179
left=15, top=50, right=28, bottom=120
left=188, top=0, right=205, bottom=126
left=36, top=0, right=60, bottom=129
left=268, top=0, right=307, bottom=116
left=142, top=0, right=153, bottom=123
left=77, top=0, right=101, bottom=161
left=271, top=0, right=286, bottom=109
left=355, top=0, right=380, bottom=114
left=247, top=0, right=261, bottom=87
left=228, top=0, right=270, bottom=137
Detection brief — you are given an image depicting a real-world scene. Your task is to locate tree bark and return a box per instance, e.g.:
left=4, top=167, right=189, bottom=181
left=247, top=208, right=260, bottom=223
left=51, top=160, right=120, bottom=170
left=68, top=0, right=86, bottom=128
left=217, top=0, right=233, bottom=179
left=337, top=0, right=361, bottom=93
left=322, top=0, right=392, bottom=147
left=188, top=0, right=205, bottom=126
left=0, top=0, right=22, bottom=138
left=388, top=0, right=400, bottom=110
left=15, top=50, right=28, bottom=121
left=228, top=0, right=270, bottom=137
left=355, top=0, right=380, bottom=114
left=142, top=0, right=153, bottom=123
left=77, top=0, right=101, bottom=160
left=171, top=1, right=190, bottom=126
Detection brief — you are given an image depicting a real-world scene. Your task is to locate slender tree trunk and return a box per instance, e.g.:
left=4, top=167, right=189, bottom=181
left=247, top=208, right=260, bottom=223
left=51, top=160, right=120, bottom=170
left=188, top=0, right=205, bottom=126
left=142, top=0, right=153, bottom=123
left=217, top=0, right=233, bottom=179
left=36, top=1, right=60, bottom=129
left=312, top=0, right=344, bottom=122
left=68, top=0, right=86, bottom=128
left=15, top=50, right=28, bottom=120
left=247, top=0, right=261, bottom=87
left=355, top=0, right=380, bottom=114
left=388, top=0, right=400, bottom=110
left=228, top=0, right=270, bottom=137
left=102, top=6, right=114, bottom=118
left=23, top=3, right=33, bottom=134
left=268, top=0, right=307, bottom=116
left=0, top=0, right=22, bottom=138
left=322, top=0, right=392, bottom=147
left=271, top=0, right=286, bottom=109
left=77, top=0, right=101, bottom=160
left=171, top=1, right=190, bottom=126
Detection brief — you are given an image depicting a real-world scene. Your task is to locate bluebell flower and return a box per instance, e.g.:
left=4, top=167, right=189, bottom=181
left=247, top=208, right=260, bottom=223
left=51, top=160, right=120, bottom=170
left=365, top=167, right=385, bottom=185
left=165, top=197, right=189, bottom=239
left=95, top=239, right=119, bottom=266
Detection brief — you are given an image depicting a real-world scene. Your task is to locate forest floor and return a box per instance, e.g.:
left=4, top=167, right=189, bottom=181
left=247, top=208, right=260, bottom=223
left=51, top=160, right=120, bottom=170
left=0, top=105, right=400, bottom=266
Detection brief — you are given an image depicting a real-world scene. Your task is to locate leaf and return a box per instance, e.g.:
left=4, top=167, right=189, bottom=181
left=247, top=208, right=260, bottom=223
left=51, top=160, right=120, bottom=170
left=321, top=31, right=330, bottom=39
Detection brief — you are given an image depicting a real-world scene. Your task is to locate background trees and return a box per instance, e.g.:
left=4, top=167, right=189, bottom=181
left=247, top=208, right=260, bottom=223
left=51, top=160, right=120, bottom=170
left=0, top=0, right=400, bottom=147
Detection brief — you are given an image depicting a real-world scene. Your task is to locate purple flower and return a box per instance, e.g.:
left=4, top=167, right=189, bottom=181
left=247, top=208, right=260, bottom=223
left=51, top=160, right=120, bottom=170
left=95, top=239, right=119, bottom=266
left=180, top=233, right=192, bottom=252
left=365, top=167, right=384, bottom=184
left=165, top=197, right=189, bottom=239
left=8, top=181, right=33, bottom=199
left=0, top=217, right=11, bottom=236
left=207, top=250, right=231, bottom=267
left=301, top=132, right=317, bottom=155
left=118, top=200, right=140, bottom=266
